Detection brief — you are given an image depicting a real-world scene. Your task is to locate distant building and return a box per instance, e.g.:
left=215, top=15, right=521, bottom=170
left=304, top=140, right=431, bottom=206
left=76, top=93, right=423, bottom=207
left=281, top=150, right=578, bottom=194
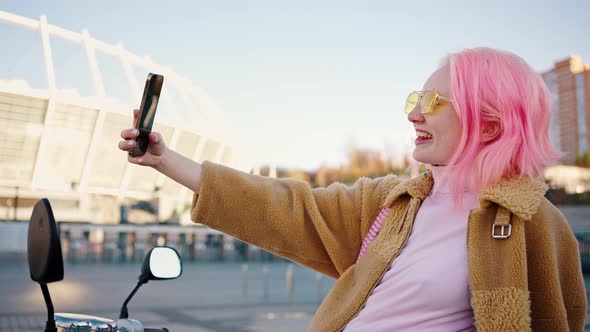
left=544, top=165, right=590, bottom=194
left=543, top=56, right=590, bottom=165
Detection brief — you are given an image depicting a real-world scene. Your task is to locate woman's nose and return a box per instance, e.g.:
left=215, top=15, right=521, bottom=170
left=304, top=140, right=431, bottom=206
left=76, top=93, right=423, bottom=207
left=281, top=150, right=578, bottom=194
left=407, top=104, right=425, bottom=124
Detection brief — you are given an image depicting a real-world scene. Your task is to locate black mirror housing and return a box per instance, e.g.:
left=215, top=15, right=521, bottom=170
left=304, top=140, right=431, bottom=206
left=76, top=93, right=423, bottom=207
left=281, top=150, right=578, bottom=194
left=119, top=246, right=183, bottom=319
left=139, top=246, right=182, bottom=283
left=28, top=199, right=63, bottom=283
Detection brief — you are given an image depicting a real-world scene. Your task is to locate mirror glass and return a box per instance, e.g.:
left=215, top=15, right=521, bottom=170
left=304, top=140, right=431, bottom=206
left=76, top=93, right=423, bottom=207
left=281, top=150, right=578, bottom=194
left=149, top=247, right=181, bottom=279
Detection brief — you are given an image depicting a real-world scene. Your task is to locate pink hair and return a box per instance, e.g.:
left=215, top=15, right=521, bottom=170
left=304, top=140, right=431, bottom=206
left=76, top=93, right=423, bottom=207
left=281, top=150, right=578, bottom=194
left=434, top=48, right=560, bottom=204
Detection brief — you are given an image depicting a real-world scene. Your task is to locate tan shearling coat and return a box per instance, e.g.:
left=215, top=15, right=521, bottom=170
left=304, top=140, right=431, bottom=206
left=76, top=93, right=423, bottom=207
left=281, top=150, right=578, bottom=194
left=191, top=161, right=587, bottom=331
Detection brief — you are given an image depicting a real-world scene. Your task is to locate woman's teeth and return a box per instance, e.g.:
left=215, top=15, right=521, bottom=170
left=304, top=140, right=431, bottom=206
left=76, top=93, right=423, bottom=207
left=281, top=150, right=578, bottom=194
left=417, top=132, right=433, bottom=139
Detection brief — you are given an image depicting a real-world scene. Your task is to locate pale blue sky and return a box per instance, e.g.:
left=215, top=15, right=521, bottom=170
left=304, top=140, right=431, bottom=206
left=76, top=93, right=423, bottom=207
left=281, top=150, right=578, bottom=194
left=2, top=0, right=589, bottom=169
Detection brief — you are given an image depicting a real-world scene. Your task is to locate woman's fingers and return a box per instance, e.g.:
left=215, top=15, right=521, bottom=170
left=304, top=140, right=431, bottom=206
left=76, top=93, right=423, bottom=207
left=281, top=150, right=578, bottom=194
left=149, top=132, right=160, bottom=143
left=120, top=128, right=139, bottom=139
left=118, top=140, right=136, bottom=151
left=127, top=155, right=144, bottom=165
left=122, top=109, right=144, bottom=165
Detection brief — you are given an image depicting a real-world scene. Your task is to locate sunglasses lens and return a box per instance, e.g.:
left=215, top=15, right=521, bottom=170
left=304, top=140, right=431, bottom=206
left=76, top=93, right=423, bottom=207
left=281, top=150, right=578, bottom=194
left=421, top=91, right=437, bottom=114
left=404, top=92, right=419, bottom=114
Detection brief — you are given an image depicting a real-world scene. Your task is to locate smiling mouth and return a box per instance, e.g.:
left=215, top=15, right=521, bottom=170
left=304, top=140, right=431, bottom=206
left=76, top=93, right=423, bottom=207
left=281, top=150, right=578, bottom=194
left=415, top=130, right=433, bottom=145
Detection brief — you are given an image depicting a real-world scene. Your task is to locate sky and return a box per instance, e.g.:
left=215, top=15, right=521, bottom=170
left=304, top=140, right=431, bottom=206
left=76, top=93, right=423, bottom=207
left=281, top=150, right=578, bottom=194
left=1, top=0, right=590, bottom=170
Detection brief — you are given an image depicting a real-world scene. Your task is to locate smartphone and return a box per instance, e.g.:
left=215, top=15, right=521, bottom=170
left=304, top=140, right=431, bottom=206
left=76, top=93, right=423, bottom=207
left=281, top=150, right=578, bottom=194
left=129, top=73, right=164, bottom=158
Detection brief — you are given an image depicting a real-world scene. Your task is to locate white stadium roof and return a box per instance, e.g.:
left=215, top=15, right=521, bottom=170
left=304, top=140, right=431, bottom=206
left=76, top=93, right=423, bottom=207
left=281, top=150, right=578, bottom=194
left=0, top=10, right=253, bottom=221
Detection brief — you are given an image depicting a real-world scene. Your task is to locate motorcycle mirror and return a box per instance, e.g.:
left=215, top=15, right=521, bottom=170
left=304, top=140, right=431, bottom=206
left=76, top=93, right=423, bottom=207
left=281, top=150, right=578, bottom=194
left=28, top=198, right=63, bottom=283
left=119, top=246, right=182, bottom=319
left=140, top=246, right=183, bottom=282
left=28, top=198, right=63, bottom=332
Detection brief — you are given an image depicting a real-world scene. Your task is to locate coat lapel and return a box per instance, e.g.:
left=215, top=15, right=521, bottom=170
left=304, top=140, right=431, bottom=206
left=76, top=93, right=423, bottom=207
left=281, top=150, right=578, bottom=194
left=478, top=176, right=548, bottom=221
left=383, top=171, right=433, bottom=208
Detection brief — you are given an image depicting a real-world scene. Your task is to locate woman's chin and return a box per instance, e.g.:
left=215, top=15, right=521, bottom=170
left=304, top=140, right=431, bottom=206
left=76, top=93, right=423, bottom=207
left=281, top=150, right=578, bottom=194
left=412, top=150, right=441, bottom=166
left=412, top=150, right=429, bottom=164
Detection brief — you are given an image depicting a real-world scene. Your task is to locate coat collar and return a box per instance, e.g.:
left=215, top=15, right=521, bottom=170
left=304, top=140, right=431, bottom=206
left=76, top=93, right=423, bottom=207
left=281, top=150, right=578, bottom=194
left=383, top=170, right=549, bottom=221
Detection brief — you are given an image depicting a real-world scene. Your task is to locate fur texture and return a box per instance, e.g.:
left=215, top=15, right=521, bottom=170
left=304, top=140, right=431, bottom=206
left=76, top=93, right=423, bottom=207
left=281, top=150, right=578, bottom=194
left=471, top=287, right=531, bottom=331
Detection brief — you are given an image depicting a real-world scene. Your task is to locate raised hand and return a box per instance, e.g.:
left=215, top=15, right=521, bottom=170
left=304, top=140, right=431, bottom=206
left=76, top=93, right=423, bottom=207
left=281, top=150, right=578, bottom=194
left=118, top=109, right=168, bottom=169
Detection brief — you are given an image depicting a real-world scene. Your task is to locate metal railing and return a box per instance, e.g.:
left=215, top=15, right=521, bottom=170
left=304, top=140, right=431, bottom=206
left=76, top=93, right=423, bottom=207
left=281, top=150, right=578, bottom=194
left=574, top=229, right=590, bottom=273
left=56, top=222, right=287, bottom=264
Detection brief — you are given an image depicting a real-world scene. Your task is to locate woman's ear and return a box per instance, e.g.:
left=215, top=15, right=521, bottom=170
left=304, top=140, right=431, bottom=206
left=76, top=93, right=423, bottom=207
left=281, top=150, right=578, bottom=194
left=481, top=121, right=501, bottom=144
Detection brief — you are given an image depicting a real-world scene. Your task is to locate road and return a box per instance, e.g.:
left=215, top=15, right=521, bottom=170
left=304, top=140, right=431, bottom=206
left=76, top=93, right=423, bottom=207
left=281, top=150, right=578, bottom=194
left=1, top=262, right=334, bottom=331
left=2, top=261, right=590, bottom=331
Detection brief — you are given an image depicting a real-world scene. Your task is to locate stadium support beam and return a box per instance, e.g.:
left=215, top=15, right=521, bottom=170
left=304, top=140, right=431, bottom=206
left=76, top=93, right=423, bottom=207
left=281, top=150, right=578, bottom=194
left=214, top=144, right=226, bottom=164
left=118, top=43, right=141, bottom=97
left=0, top=10, right=38, bottom=30
left=31, top=99, right=55, bottom=189
left=39, top=15, right=56, bottom=91
left=31, top=15, right=57, bottom=188
left=79, top=29, right=107, bottom=190
left=82, top=29, right=105, bottom=96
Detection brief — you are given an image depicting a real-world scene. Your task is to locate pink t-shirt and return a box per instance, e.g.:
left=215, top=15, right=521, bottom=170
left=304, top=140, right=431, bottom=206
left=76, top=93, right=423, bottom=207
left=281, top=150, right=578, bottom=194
left=345, top=166, right=478, bottom=331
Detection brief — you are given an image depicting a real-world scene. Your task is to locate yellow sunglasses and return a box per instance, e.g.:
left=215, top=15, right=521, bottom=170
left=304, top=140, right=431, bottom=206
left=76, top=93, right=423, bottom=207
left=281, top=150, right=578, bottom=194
left=404, top=90, right=452, bottom=114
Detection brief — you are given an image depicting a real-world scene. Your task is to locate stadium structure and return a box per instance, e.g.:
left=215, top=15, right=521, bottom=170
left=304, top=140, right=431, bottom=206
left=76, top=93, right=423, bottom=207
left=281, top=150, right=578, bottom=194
left=0, top=10, right=254, bottom=226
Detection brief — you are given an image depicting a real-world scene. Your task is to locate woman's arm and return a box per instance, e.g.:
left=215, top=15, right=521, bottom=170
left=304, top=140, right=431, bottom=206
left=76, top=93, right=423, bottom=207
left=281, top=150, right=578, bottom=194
left=191, top=161, right=400, bottom=277
left=119, top=110, right=400, bottom=277
left=155, top=148, right=203, bottom=193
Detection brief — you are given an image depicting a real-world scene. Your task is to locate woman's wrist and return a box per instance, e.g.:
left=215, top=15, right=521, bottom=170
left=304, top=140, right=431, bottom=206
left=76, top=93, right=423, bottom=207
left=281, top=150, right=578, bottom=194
left=153, top=147, right=170, bottom=173
left=151, top=147, right=203, bottom=192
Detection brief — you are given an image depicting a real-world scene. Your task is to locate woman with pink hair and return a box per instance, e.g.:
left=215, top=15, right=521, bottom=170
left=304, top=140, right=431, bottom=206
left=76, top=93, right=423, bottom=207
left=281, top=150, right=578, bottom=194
left=118, top=47, right=586, bottom=331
